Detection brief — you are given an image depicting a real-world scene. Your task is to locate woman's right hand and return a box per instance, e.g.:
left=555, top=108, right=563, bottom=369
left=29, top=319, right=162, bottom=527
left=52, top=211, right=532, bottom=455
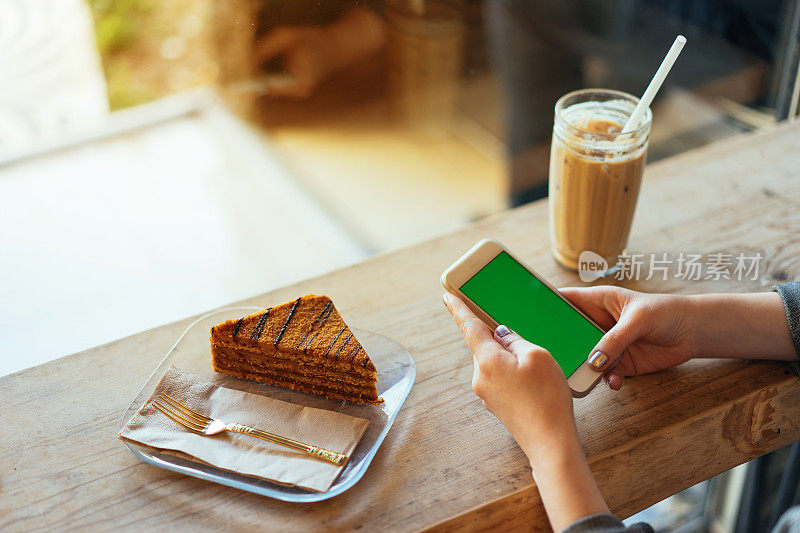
left=255, top=8, right=386, bottom=99
left=559, top=286, right=696, bottom=390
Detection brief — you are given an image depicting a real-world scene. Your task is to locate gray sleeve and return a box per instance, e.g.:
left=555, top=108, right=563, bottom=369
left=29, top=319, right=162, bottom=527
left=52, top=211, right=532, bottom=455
left=773, top=506, right=800, bottom=533
left=772, top=281, right=800, bottom=359
left=560, top=514, right=654, bottom=533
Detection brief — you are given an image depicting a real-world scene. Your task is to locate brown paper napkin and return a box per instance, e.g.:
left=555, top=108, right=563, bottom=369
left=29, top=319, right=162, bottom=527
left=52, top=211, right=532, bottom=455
left=118, top=365, right=369, bottom=493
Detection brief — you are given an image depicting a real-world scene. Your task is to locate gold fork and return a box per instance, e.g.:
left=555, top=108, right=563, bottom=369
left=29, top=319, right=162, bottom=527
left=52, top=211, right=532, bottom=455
left=151, top=393, right=347, bottom=466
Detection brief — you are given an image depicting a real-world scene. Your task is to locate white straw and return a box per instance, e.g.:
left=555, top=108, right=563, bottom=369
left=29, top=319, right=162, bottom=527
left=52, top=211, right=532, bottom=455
left=622, top=35, right=687, bottom=133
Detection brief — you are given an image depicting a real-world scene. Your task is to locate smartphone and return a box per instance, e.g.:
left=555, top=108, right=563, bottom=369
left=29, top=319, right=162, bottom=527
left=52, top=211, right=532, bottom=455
left=441, top=239, right=607, bottom=397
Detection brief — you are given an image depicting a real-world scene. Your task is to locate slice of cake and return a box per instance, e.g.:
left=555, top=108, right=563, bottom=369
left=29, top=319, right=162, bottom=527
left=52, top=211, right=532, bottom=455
left=211, top=295, right=381, bottom=405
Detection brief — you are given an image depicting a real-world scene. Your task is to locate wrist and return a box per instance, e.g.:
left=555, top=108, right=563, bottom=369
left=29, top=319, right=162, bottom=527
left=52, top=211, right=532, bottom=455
left=521, top=421, right=582, bottom=470
left=524, top=427, right=610, bottom=531
left=326, top=8, right=386, bottom=70
left=316, top=25, right=347, bottom=75
left=686, top=292, right=755, bottom=359
left=683, top=294, right=706, bottom=360
left=687, top=292, right=796, bottom=361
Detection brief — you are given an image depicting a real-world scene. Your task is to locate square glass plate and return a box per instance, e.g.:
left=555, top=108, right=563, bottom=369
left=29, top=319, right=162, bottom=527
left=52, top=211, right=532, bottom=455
left=121, top=306, right=415, bottom=502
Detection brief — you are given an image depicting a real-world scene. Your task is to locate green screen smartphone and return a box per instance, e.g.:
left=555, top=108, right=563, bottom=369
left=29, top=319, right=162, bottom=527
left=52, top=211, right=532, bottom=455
left=441, top=239, right=606, bottom=397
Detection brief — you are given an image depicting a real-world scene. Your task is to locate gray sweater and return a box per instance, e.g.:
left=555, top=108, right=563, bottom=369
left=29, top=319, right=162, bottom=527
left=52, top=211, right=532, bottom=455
left=562, top=282, right=800, bottom=533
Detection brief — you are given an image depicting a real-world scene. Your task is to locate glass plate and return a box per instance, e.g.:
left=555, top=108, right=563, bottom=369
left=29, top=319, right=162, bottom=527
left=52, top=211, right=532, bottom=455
left=120, top=306, right=415, bottom=502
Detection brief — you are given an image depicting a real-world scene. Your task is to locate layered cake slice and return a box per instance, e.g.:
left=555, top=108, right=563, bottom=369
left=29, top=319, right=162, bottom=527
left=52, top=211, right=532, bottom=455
left=211, top=295, right=381, bottom=405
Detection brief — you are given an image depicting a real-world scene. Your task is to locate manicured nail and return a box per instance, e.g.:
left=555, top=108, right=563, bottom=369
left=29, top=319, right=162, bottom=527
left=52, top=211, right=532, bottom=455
left=495, top=325, right=512, bottom=338
left=588, top=350, right=608, bottom=369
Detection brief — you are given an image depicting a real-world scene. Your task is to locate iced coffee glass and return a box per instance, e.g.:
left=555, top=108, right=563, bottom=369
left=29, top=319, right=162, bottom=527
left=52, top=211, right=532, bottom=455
left=548, top=89, right=652, bottom=271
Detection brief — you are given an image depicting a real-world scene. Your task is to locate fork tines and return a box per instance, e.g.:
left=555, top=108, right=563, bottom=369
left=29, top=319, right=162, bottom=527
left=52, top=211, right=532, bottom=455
left=151, top=394, right=209, bottom=433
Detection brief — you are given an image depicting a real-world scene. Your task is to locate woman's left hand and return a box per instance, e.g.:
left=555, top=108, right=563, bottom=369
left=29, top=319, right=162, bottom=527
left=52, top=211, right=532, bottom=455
left=443, top=293, right=577, bottom=459
left=443, top=293, right=610, bottom=529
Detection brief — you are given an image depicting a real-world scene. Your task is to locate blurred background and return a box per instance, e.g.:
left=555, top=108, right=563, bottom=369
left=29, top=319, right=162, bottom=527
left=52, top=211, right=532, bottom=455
left=2, top=0, right=800, bottom=530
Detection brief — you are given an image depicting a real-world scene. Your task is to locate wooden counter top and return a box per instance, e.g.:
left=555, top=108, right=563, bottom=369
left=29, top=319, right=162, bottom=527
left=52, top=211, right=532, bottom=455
left=3, top=120, right=800, bottom=531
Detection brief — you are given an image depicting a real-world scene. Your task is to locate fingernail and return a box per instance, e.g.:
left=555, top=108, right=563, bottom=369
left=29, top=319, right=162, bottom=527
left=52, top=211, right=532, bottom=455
left=442, top=293, right=450, bottom=306
left=588, top=350, right=608, bottom=369
left=495, top=325, right=512, bottom=338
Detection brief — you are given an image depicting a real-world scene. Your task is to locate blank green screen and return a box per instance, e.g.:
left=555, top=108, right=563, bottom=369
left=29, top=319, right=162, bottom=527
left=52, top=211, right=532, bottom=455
left=460, top=251, right=603, bottom=377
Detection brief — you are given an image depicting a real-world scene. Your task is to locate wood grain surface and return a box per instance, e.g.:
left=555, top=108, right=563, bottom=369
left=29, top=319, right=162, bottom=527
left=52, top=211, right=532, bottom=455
left=3, top=120, right=800, bottom=532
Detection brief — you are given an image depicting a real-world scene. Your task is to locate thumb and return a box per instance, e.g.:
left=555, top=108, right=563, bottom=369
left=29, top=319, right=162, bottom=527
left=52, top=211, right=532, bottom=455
left=586, top=310, right=646, bottom=373
left=255, top=28, right=295, bottom=63
left=493, top=325, right=541, bottom=358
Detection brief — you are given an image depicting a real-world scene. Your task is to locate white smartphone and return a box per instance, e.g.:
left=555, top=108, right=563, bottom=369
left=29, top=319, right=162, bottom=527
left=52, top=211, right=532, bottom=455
left=441, top=239, right=608, bottom=397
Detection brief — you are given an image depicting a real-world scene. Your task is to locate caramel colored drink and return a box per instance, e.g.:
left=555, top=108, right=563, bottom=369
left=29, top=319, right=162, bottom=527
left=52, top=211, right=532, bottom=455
left=549, top=89, right=651, bottom=270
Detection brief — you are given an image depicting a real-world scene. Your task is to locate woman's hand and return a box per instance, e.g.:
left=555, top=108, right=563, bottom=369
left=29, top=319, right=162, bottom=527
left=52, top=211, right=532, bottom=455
left=442, top=293, right=575, bottom=455
left=255, top=25, right=335, bottom=99
left=443, top=293, right=609, bottom=530
left=255, top=8, right=386, bottom=99
left=560, top=285, right=798, bottom=390
left=559, top=286, right=695, bottom=390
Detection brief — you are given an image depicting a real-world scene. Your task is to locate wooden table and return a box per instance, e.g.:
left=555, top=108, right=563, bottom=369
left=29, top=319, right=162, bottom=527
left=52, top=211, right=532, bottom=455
left=3, top=120, right=800, bottom=531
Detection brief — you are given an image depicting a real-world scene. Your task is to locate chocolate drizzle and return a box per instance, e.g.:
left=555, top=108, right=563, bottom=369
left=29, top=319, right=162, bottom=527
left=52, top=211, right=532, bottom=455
left=232, top=318, right=243, bottom=339
left=348, top=345, right=362, bottom=362
left=296, top=301, right=334, bottom=349
left=250, top=308, right=271, bottom=341
left=302, top=333, right=318, bottom=350
left=333, top=333, right=353, bottom=360
left=274, top=297, right=301, bottom=346
left=327, top=326, right=347, bottom=356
